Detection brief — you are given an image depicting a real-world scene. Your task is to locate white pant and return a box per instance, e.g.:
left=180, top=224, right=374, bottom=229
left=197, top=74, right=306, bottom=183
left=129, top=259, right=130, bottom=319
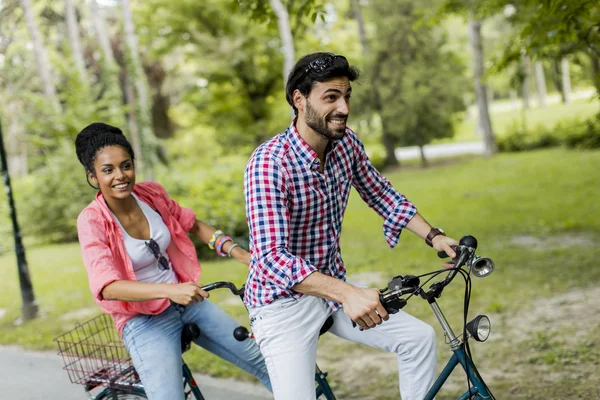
left=249, top=294, right=437, bottom=400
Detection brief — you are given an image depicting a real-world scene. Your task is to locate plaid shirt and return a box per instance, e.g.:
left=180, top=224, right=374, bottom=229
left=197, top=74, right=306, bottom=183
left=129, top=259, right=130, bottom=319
left=243, top=122, right=417, bottom=310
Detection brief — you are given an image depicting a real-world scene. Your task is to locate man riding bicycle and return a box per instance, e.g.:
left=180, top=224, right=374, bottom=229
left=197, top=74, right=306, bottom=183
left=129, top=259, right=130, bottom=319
left=243, top=52, right=459, bottom=399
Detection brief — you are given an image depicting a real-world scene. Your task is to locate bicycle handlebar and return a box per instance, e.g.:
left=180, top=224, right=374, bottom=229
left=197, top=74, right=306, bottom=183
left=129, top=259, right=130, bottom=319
left=200, top=281, right=245, bottom=297
left=380, top=235, right=493, bottom=313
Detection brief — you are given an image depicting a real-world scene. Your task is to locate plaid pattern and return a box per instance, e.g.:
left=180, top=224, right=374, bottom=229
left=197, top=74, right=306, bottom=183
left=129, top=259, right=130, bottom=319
left=244, top=122, right=417, bottom=309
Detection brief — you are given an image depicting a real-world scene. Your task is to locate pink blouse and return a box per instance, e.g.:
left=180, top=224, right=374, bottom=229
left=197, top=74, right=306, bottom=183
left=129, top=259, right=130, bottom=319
left=77, top=181, right=200, bottom=335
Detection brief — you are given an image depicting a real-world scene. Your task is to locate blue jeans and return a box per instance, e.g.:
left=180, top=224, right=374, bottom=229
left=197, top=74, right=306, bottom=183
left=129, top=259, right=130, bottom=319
left=122, top=300, right=271, bottom=399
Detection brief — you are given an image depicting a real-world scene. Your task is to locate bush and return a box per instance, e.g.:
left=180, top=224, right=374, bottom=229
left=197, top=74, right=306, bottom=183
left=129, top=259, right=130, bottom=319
left=562, top=114, right=600, bottom=149
left=160, top=156, right=249, bottom=259
left=498, top=114, right=600, bottom=152
left=17, top=142, right=92, bottom=244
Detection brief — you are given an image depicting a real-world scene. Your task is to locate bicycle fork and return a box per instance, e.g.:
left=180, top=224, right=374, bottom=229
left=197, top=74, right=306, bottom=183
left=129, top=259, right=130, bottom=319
left=424, top=300, right=492, bottom=400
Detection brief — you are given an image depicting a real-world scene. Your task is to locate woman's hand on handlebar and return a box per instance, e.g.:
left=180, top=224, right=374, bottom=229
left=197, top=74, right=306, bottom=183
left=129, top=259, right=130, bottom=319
left=166, top=282, right=209, bottom=306
left=341, top=286, right=389, bottom=330
left=431, top=235, right=459, bottom=267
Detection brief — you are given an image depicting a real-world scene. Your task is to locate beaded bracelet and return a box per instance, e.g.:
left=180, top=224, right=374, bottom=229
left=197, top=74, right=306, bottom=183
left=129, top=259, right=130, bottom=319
left=208, top=230, right=224, bottom=250
left=227, top=243, right=240, bottom=257
left=215, top=235, right=233, bottom=257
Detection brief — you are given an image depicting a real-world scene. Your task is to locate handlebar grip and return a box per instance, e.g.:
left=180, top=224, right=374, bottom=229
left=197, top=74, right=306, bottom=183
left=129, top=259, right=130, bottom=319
left=437, top=245, right=458, bottom=259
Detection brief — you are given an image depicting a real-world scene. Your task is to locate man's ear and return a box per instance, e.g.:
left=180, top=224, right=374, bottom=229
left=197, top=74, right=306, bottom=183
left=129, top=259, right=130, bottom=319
left=293, top=89, right=306, bottom=113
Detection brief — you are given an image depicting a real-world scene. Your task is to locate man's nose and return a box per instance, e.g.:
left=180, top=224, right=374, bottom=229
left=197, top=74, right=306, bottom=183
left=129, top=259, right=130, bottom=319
left=337, top=98, right=349, bottom=115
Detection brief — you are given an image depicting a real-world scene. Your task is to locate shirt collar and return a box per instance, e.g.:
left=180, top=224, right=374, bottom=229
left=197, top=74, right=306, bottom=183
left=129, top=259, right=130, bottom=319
left=286, top=119, right=341, bottom=171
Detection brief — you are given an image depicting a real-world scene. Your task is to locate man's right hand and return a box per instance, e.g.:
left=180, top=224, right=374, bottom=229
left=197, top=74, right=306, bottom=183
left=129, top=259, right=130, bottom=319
left=341, top=286, right=389, bottom=330
left=166, top=282, right=209, bottom=306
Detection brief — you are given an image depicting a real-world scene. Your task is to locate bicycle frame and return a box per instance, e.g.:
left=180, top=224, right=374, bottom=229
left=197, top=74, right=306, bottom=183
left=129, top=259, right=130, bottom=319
left=91, top=362, right=204, bottom=400
left=424, top=299, right=491, bottom=400
left=183, top=362, right=205, bottom=400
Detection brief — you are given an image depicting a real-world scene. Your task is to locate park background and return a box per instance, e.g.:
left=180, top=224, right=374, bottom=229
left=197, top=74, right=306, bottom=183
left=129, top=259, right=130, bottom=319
left=0, top=0, right=599, bottom=398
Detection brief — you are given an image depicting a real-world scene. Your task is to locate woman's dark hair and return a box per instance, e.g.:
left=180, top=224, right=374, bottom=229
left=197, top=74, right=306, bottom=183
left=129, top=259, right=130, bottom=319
left=75, top=123, right=135, bottom=187
left=285, top=52, right=360, bottom=115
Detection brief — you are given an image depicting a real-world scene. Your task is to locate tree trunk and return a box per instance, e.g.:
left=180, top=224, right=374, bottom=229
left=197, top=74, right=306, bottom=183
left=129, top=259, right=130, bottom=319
left=521, top=54, right=531, bottom=110
left=351, top=0, right=369, bottom=58
left=269, top=0, right=295, bottom=119
left=561, top=58, right=571, bottom=104
left=90, top=0, right=123, bottom=125
left=467, top=18, right=496, bottom=156
left=269, top=0, right=295, bottom=85
left=65, top=0, right=88, bottom=83
left=19, top=0, right=61, bottom=113
left=90, top=0, right=116, bottom=63
left=509, top=90, right=519, bottom=111
left=121, top=0, right=154, bottom=179
left=416, top=120, right=427, bottom=168
left=534, top=61, right=547, bottom=108
left=6, top=102, right=28, bottom=177
left=124, top=74, right=144, bottom=174
left=418, top=145, right=427, bottom=168
left=382, top=131, right=399, bottom=169
left=552, top=58, right=566, bottom=103
left=590, top=54, right=600, bottom=98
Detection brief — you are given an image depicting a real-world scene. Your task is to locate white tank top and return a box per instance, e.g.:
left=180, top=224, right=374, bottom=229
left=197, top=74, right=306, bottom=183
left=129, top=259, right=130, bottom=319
left=112, top=193, right=178, bottom=284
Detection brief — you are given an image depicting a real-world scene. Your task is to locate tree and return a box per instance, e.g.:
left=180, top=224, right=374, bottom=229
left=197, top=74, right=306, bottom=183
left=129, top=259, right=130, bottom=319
left=361, top=0, right=469, bottom=167
left=121, top=0, right=156, bottom=179
left=468, top=17, right=497, bottom=155
left=137, top=0, right=294, bottom=150
left=19, top=0, right=61, bottom=113
left=534, top=61, right=548, bottom=108
left=64, top=0, right=88, bottom=84
left=467, top=0, right=600, bottom=100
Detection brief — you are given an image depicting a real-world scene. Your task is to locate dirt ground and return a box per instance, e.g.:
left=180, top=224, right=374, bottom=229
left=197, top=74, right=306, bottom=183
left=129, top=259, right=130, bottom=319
left=316, top=285, right=600, bottom=399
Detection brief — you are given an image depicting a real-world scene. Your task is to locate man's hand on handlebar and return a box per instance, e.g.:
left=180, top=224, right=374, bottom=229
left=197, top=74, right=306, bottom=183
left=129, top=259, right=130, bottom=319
left=431, top=235, right=459, bottom=268
left=341, top=286, right=389, bottom=330
left=167, top=282, right=210, bottom=306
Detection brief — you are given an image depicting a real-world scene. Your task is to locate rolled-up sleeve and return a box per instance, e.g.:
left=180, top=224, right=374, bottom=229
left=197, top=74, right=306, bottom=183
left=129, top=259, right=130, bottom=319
left=245, top=154, right=318, bottom=290
left=351, top=139, right=417, bottom=248
left=77, top=210, right=126, bottom=312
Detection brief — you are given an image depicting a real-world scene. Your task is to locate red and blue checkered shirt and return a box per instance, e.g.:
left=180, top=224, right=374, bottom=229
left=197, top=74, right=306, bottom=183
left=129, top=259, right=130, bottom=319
left=243, top=122, right=417, bottom=310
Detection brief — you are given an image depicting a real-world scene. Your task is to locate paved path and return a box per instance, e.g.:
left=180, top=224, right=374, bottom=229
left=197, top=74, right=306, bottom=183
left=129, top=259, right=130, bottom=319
left=0, top=346, right=272, bottom=400
left=395, top=141, right=485, bottom=161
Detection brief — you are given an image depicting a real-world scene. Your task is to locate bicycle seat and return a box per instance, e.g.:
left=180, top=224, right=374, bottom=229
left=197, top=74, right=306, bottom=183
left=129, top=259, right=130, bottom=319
left=181, top=323, right=200, bottom=353
left=319, top=316, right=334, bottom=336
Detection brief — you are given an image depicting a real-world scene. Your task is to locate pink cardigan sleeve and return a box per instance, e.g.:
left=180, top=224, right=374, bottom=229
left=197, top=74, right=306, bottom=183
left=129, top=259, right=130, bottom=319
left=77, top=209, right=126, bottom=311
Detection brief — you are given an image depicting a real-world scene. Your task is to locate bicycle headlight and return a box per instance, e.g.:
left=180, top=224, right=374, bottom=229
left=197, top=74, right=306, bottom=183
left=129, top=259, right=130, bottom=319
left=466, top=315, right=491, bottom=342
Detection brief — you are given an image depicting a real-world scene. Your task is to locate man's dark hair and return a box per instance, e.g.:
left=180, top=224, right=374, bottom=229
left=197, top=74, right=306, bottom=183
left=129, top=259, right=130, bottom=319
left=75, top=122, right=135, bottom=177
left=285, top=52, right=360, bottom=115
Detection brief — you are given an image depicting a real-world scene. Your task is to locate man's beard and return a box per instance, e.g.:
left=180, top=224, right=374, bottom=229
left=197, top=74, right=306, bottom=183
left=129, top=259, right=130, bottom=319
left=305, top=101, right=347, bottom=141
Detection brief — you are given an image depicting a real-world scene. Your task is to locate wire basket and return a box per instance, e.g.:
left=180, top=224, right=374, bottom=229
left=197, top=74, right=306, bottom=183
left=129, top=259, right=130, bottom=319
left=54, top=314, right=141, bottom=390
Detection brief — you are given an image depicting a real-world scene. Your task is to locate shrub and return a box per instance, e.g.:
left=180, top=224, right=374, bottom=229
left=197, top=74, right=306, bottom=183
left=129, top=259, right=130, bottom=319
left=160, top=156, right=249, bottom=259
left=562, top=114, right=600, bottom=149
left=17, top=142, right=92, bottom=244
left=498, top=114, right=600, bottom=152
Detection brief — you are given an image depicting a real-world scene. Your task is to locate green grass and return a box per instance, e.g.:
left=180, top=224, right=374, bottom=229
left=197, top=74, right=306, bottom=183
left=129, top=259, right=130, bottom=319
left=1, top=148, right=600, bottom=398
left=445, top=96, right=600, bottom=143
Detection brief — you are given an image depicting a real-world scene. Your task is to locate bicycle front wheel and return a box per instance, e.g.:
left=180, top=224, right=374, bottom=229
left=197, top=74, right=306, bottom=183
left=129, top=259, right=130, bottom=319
left=96, top=388, right=148, bottom=400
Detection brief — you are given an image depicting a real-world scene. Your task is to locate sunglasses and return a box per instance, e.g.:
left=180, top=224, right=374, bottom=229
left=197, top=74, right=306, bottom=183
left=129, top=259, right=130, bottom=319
left=145, top=238, right=171, bottom=271
left=303, top=55, right=347, bottom=75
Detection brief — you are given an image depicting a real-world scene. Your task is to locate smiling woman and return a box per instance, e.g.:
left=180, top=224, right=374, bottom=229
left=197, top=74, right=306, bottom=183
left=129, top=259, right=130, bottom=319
left=72, top=123, right=271, bottom=399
